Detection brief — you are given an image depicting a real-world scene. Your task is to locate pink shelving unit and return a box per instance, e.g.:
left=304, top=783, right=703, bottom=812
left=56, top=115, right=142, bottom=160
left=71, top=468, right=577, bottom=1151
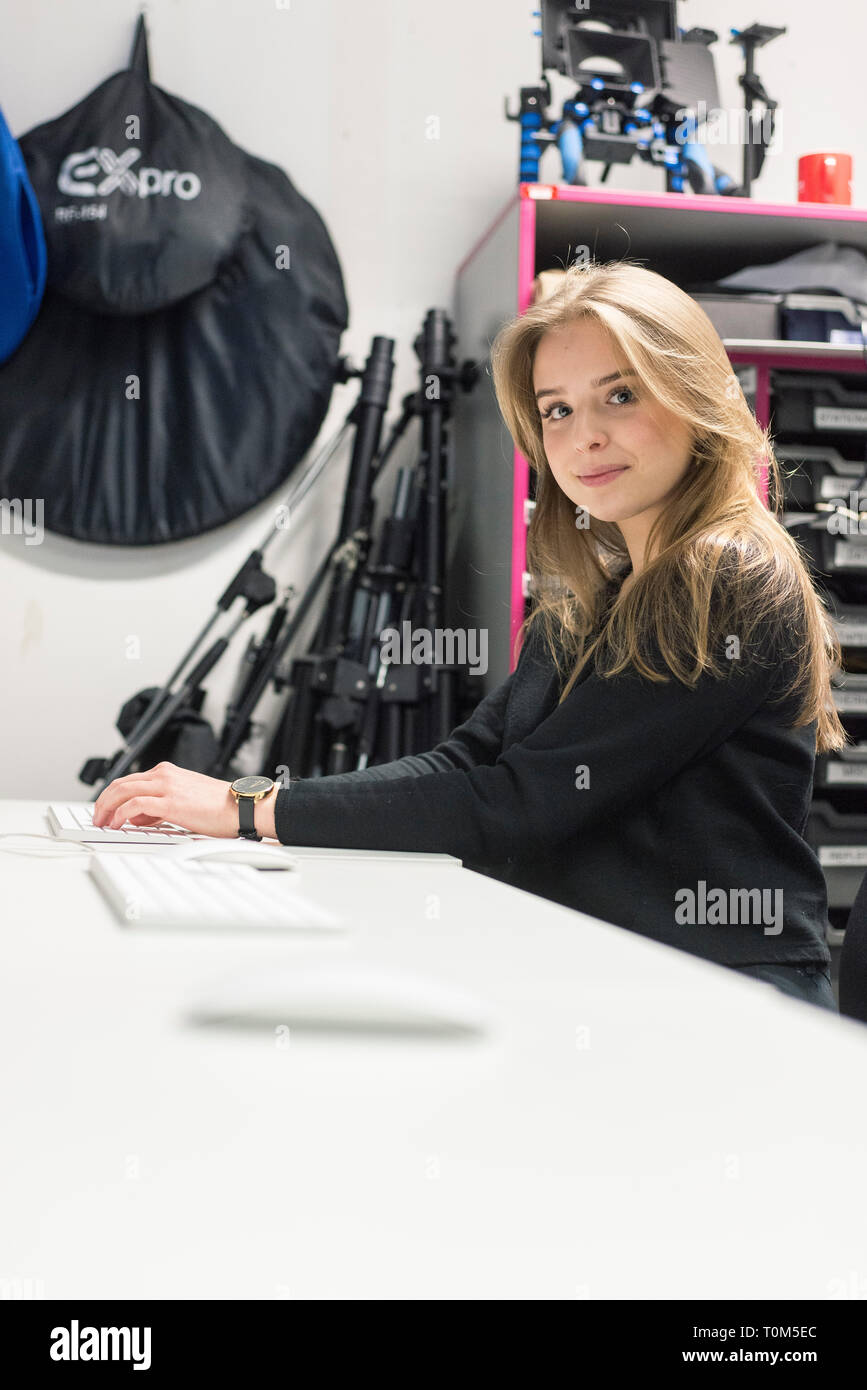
left=450, top=182, right=867, bottom=693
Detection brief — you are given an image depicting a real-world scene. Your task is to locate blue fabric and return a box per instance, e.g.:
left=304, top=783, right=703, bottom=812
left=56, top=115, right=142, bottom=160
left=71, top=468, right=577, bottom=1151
left=0, top=103, right=46, bottom=364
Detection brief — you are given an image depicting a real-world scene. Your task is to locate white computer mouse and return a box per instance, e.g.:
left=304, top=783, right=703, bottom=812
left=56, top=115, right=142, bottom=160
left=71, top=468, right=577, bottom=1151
left=168, top=838, right=299, bottom=870
left=187, top=963, right=492, bottom=1035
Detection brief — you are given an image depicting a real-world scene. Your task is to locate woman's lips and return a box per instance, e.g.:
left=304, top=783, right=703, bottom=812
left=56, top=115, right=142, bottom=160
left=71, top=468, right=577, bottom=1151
left=577, top=466, right=629, bottom=487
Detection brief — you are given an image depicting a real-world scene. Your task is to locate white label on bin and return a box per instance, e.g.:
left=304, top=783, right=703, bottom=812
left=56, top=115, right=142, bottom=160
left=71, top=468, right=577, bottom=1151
left=819, top=475, right=867, bottom=500
left=835, top=690, right=867, bottom=712
left=815, top=407, right=867, bottom=431
left=834, top=621, right=867, bottom=645
left=818, top=845, right=867, bottom=867
left=826, top=764, right=867, bottom=784
left=834, top=541, right=867, bottom=569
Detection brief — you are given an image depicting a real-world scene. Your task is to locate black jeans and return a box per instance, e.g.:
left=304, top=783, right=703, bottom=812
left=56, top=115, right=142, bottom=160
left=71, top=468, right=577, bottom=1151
left=732, top=961, right=838, bottom=1012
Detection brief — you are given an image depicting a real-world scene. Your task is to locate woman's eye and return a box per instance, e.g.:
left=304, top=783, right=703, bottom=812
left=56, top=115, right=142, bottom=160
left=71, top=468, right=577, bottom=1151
left=541, top=403, right=569, bottom=421
left=609, top=386, right=636, bottom=406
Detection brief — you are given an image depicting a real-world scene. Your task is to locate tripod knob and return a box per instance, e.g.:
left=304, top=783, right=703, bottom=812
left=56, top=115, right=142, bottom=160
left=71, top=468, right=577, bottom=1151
left=334, top=354, right=358, bottom=384
left=79, top=755, right=112, bottom=786
left=458, top=359, right=480, bottom=393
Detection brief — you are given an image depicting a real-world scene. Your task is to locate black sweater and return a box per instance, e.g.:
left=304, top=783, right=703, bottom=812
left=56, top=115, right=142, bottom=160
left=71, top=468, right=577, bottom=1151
left=273, top=578, right=832, bottom=969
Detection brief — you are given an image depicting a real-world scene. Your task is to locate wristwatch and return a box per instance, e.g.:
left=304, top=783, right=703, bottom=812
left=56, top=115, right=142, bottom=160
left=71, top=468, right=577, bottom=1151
left=229, top=774, right=276, bottom=841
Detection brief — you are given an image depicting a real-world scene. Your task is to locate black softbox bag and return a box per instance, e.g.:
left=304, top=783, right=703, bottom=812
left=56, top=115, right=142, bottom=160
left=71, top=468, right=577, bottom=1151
left=0, top=18, right=348, bottom=544
left=17, top=18, right=251, bottom=315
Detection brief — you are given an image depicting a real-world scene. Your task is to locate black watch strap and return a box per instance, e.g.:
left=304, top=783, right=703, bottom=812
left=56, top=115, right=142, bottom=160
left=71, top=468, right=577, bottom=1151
left=237, top=796, right=262, bottom=841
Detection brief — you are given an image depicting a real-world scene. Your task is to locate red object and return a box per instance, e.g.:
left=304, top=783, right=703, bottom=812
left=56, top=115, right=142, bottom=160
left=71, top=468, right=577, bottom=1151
left=798, top=152, right=853, bottom=205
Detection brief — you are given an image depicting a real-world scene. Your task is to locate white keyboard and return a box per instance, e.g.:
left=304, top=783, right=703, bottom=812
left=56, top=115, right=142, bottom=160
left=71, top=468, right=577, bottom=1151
left=90, top=854, right=344, bottom=932
left=48, top=802, right=196, bottom=844
left=47, top=804, right=463, bottom=863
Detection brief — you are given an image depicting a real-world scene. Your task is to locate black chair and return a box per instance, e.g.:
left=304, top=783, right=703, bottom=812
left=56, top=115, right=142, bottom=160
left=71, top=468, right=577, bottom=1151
left=839, top=870, right=867, bottom=1022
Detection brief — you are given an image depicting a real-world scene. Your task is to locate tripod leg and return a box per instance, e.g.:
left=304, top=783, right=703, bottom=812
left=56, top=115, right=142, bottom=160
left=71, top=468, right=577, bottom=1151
left=432, top=668, right=456, bottom=746
left=266, top=658, right=317, bottom=781
left=380, top=700, right=403, bottom=764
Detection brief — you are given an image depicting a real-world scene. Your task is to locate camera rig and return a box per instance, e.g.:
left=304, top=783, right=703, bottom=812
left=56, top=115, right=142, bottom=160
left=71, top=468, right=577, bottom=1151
left=505, top=1, right=785, bottom=196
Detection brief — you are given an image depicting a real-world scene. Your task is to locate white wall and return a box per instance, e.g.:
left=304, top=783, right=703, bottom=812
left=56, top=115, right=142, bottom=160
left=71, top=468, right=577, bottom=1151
left=2, top=0, right=865, bottom=798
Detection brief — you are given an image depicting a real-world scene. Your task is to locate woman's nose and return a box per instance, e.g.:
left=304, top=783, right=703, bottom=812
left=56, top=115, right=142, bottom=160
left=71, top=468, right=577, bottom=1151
left=573, top=428, right=607, bottom=453
left=568, top=407, right=606, bottom=451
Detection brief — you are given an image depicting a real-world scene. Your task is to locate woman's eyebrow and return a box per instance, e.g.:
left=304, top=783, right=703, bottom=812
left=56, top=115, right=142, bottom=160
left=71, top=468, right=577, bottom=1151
left=535, top=369, right=636, bottom=400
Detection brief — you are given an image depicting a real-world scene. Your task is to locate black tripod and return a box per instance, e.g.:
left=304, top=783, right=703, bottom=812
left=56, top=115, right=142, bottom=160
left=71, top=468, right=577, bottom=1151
left=261, top=309, right=478, bottom=781
left=210, top=332, right=398, bottom=779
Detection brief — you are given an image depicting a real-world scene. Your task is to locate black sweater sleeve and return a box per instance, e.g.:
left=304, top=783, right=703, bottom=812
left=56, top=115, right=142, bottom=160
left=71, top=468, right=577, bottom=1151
left=273, top=614, right=790, bottom=860
left=283, top=632, right=533, bottom=787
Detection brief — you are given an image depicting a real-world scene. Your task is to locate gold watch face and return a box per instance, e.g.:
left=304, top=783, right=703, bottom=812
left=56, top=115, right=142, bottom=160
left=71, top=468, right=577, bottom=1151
left=231, top=775, right=274, bottom=799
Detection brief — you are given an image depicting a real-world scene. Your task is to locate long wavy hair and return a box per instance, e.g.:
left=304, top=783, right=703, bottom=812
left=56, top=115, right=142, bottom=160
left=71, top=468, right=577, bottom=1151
left=490, top=259, right=848, bottom=754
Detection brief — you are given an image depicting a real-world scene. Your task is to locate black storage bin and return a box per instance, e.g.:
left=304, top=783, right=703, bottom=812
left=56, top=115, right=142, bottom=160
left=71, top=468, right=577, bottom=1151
left=789, top=525, right=867, bottom=604
left=827, top=598, right=867, bottom=671
left=814, top=752, right=867, bottom=837
left=772, top=373, right=867, bottom=437
left=776, top=444, right=867, bottom=512
left=832, top=671, right=867, bottom=736
left=822, top=532, right=867, bottom=601
left=805, top=800, right=867, bottom=943
left=781, top=294, right=867, bottom=345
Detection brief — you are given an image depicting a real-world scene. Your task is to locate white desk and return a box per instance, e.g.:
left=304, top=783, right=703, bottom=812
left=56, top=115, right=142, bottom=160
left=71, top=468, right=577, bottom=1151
left=2, top=797, right=867, bottom=1300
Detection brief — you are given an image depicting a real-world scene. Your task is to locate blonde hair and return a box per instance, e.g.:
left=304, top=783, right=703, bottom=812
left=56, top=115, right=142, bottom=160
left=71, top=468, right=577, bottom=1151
left=490, top=258, right=848, bottom=754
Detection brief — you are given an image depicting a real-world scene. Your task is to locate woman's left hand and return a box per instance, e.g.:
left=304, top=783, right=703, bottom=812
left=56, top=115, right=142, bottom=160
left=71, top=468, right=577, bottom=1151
left=92, top=761, right=238, bottom=838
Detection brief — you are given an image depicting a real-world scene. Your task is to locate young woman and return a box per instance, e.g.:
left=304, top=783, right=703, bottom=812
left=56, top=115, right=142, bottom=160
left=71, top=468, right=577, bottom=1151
left=93, top=261, right=848, bottom=1010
